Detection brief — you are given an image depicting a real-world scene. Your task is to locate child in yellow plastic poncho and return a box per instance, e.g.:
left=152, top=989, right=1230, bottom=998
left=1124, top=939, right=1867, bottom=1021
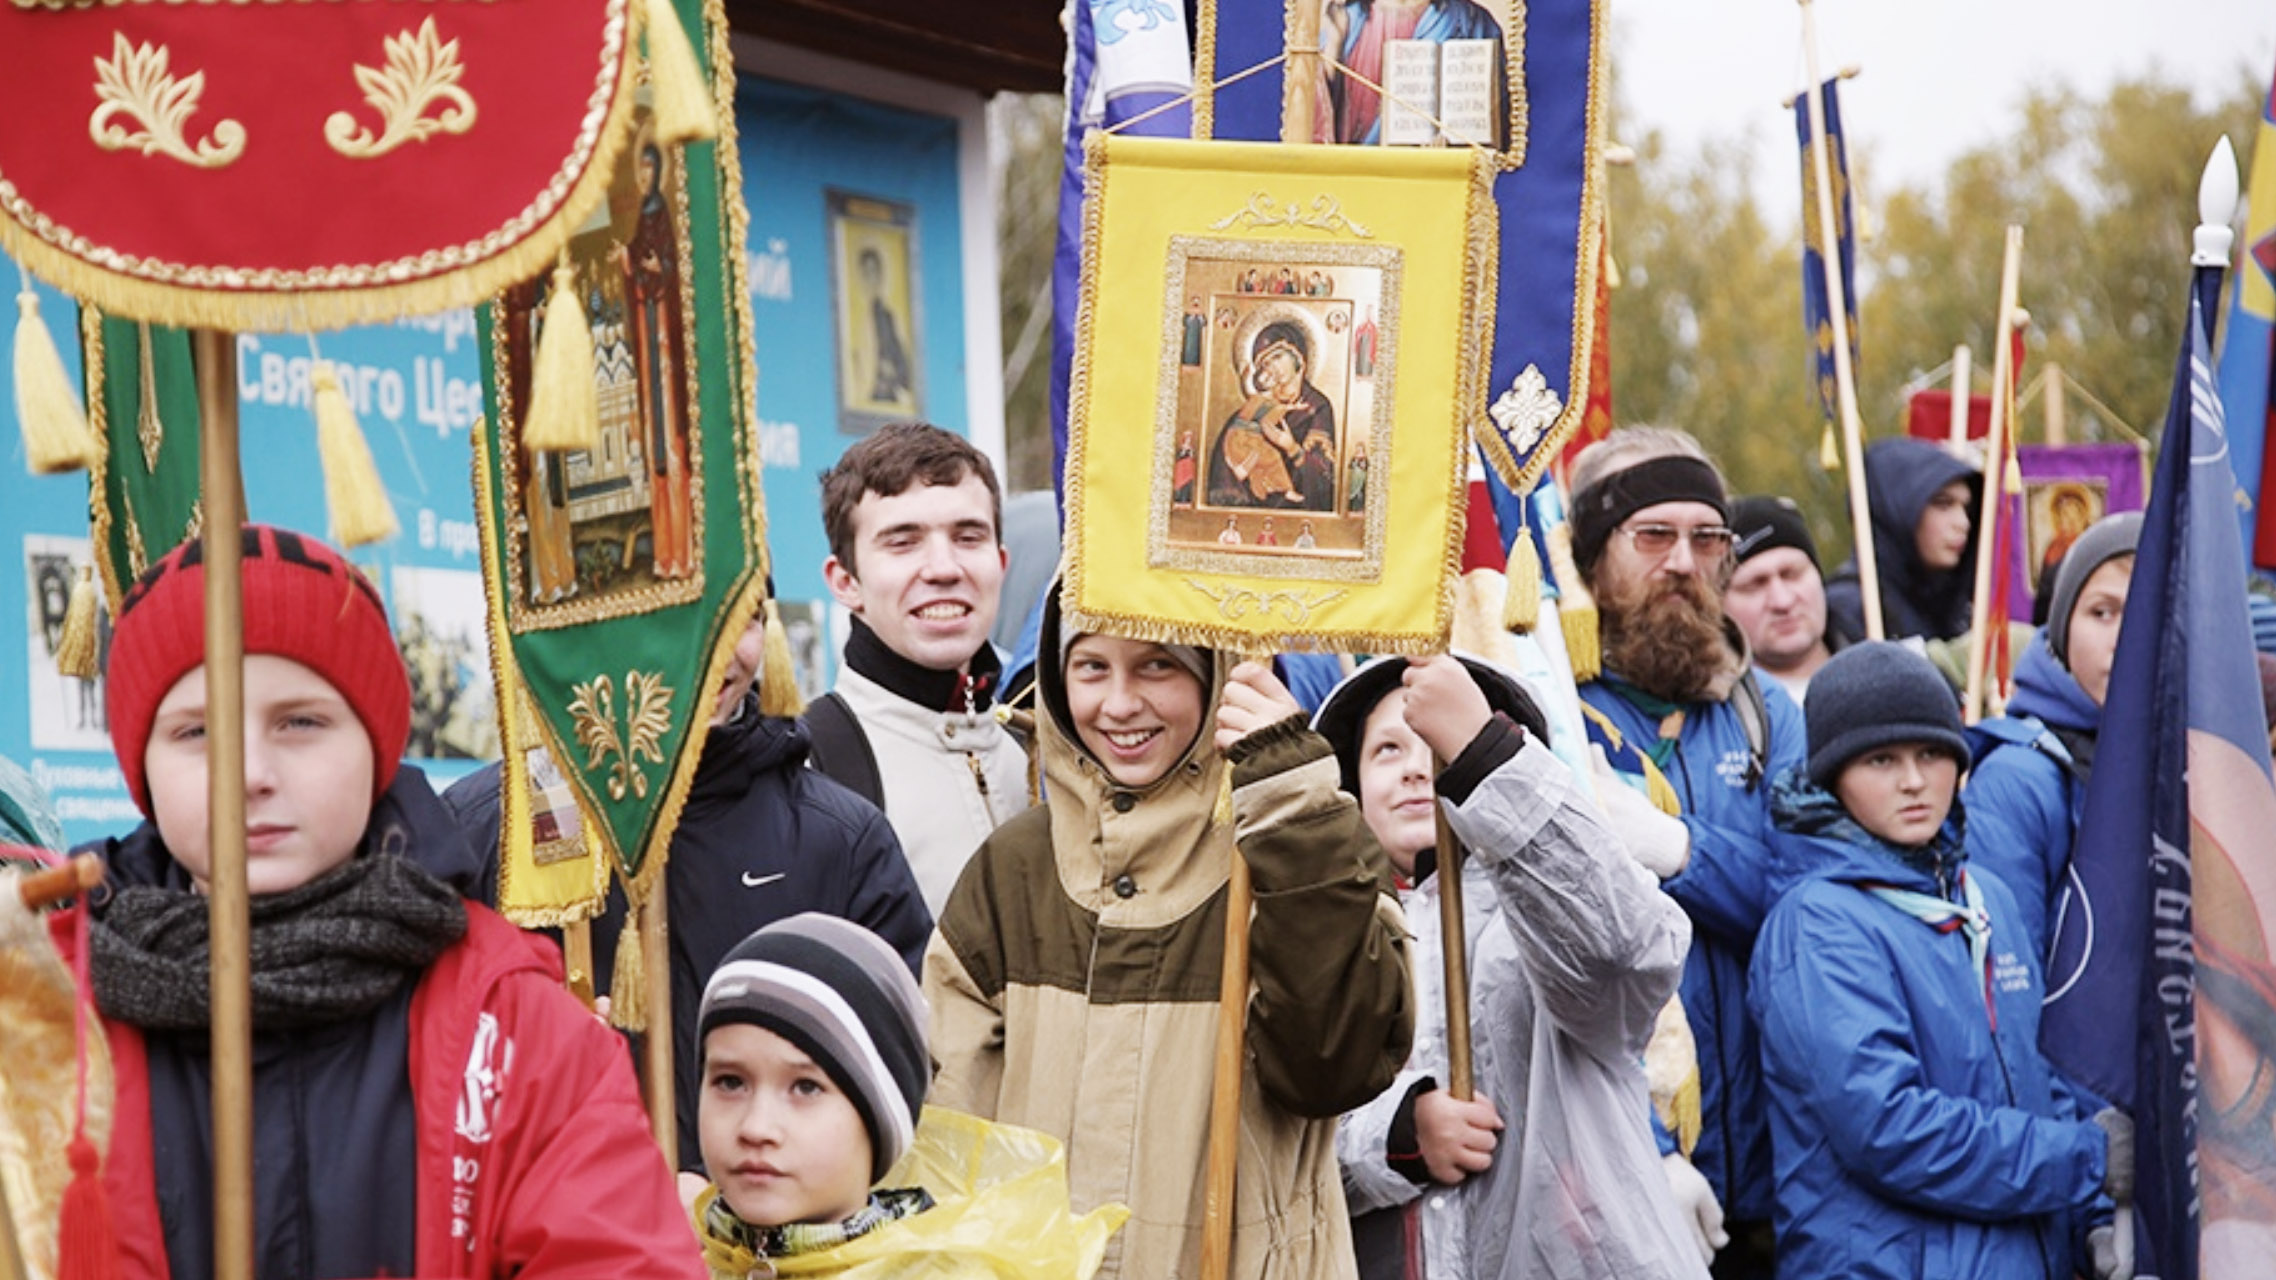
left=691, top=913, right=1125, bottom=1279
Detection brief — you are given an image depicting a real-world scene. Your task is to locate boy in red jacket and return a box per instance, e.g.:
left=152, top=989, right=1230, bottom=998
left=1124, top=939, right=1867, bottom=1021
left=69, top=525, right=702, bottom=1280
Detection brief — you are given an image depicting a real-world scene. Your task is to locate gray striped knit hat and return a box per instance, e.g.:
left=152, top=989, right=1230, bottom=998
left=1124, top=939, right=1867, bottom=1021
left=698, top=914, right=929, bottom=1178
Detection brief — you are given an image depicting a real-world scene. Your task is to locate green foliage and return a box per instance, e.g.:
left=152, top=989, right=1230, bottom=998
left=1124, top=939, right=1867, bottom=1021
left=990, top=69, right=2269, bottom=546
left=1604, top=70, right=2267, bottom=564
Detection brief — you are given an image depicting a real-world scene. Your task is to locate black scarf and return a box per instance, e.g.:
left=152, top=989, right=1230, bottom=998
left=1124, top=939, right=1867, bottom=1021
left=843, top=616, right=1000, bottom=713
left=92, top=853, right=467, bottom=1031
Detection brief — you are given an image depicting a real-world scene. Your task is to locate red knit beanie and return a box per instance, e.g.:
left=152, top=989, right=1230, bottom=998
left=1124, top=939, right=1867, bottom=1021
left=106, top=525, right=410, bottom=816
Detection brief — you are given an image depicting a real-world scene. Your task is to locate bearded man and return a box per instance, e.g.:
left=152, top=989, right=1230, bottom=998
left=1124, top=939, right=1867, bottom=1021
left=1567, top=427, right=1807, bottom=1280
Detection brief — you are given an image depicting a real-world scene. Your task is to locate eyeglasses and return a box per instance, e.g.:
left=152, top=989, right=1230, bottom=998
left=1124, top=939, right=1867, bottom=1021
left=1615, top=522, right=1736, bottom=563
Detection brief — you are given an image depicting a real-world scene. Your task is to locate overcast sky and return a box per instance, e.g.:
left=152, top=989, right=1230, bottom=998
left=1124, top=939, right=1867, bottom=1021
left=1607, top=0, right=2276, bottom=210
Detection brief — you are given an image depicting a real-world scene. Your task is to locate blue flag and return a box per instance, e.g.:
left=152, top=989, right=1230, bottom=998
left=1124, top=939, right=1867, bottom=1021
left=2042, top=265, right=2276, bottom=1279
left=1795, top=78, right=1859, bottom=434
left=1207, top=0, right=1609, bottom=534
left=1047, top=0, right=1191, bottom=513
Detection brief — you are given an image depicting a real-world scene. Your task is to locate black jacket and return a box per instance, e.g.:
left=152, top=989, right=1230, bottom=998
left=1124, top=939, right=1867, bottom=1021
left=444, top=699, right=931, bottom=1170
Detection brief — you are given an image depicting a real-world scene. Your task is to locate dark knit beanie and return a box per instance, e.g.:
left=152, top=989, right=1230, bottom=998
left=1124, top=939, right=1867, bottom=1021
left=1729, top=495, right=1820, bottom=570
left=1805, top=641, right=1968, bottom=788
left=1570, top=455, right=1729, bottom=572
left=699, top=913, right=930, bottom=1180
left=107, top=526, right=410, bottom=817
left=2045, top=513, right=2143, bottom=667
left=1313, top=655, right=1550, bottom=795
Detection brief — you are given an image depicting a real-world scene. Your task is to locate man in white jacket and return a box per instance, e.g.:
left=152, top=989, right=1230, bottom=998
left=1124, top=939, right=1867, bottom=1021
left=1317, top=654, right=1712, bottom=1279
left=807, top=423, right=1029, bottom=913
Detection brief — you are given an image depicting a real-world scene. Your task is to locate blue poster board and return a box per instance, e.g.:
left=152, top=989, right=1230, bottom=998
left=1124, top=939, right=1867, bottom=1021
left=736, top=75, right=971, bottom=694
left=0, top=286, right=492, bottom=845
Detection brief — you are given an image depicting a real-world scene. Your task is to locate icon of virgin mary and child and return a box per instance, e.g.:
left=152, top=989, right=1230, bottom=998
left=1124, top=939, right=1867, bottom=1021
left=1205, top=320, right=1339, bottom=512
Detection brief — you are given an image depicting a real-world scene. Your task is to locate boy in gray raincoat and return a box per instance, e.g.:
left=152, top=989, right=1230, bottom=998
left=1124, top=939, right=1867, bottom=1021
left=1319, top=654, right=1710, bottom=1279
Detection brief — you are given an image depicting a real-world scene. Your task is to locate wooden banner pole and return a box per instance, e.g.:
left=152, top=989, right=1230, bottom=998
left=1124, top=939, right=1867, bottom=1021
left=1203, top=9, right=1330, bottom=1272
left=1963, top=228, right=2025, bottom=723
left=643, top=890, right=675, bottom=1153
left=1948, top=344, right=1972, bottom=444
left=1433, top=755, right=1472, bottom=1099
left=193, top=327, right=254, bottom=1280
left=1798, top=0, right=1882, bottom=640
left=1199, top=828, right=1252, bottom=1280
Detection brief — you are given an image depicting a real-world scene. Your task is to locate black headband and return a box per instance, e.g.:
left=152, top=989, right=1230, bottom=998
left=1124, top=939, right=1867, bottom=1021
left=1571, top=455, right=1729, bottom=571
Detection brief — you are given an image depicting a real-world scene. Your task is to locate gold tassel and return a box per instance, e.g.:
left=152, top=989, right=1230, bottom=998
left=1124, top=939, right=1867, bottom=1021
left=640, top=0, right=717, bottom=145
left=55, top=564, right=101, bottom=679
left=757, top=598, right=805, bottom=717
left=608, top=908, right=647, bottom=1032
left=1503, top=530, right=1541, bottom=634
left=312, top=363, right=399, bottom=548
left=1819, top=422, right=1841, bottom=473
left=14, top=291, right=100, bottom=475
left=2003, top=452, right=2024, bottom=496
left=1546, top=524, right=1600, bottom=682
left=523, top=262, right=601, bottom=452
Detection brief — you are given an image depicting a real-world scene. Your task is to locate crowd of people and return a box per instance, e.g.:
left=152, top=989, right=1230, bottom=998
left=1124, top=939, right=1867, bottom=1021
left=8, top=417, right=2275, bottom=1280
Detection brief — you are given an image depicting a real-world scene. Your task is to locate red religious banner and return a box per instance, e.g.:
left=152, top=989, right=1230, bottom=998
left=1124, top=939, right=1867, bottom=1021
left=1904, top=388, right=1993, bottom=441
left=0, top=1, right=639, bottom=330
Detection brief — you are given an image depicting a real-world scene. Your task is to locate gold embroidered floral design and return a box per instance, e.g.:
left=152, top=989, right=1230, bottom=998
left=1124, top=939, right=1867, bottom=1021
left=567, top=669, right=673, bottom=801
left=326, top=18, right=478, bottom=159
left=89, top=34, right=247, bottom=169
left=1207, top=191, right=1375, bottom=240
left=1184, top=580, right=1349, bottom=625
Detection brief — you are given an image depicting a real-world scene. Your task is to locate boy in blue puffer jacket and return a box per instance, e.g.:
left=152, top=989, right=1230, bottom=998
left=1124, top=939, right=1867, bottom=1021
left=1748, top=642, right=2129, bottom=1280
left=1964, top=512, right=2140, bottom=961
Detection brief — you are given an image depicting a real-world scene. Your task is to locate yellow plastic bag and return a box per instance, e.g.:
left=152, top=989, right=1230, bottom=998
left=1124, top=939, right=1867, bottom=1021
left=698, top=1107, right=1128, bottom=1279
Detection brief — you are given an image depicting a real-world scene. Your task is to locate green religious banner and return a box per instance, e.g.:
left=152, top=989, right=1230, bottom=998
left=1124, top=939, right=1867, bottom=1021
left=474, top=0, right=764, bottom=940
left=81, top=314, right=204, bottom=611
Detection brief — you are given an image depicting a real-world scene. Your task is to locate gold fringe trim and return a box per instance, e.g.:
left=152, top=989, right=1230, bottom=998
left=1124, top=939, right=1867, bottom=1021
left=1467, top=0, right=1608, bottom=500
left=640, top=0, right=717, bottom=145
left=1058, top=602, right=1454, bottom=659
left=757, top=596, right=804, bottom=718
left=1504, top=529, right=1541, bottom=634
left=14, top=290, right=100, bottom=474
left=55, top=564, right=101, bottom=678
left=0, top=3, right=640, bottom=335
left=608, top=906, right=647, bottom=1032
left=473, top=422, right=608, bottom=928
left=1192, top=0, right=1217, bottom=141
left=313, top=362, right=399, bottom=548
left=706, top=0, right=771, bottom=574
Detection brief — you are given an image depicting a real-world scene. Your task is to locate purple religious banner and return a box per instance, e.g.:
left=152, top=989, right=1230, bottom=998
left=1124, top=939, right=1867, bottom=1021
left=2014, top=442, right=2148, bottom=616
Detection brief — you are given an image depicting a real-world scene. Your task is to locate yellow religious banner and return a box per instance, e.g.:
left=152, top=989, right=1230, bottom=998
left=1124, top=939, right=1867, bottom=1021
left=1062, top=135, right=1496, bottom=653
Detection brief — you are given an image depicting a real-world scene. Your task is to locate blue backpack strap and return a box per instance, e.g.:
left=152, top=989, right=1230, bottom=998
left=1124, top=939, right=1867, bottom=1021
left=1967, top=716, right=2070, bottom=769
